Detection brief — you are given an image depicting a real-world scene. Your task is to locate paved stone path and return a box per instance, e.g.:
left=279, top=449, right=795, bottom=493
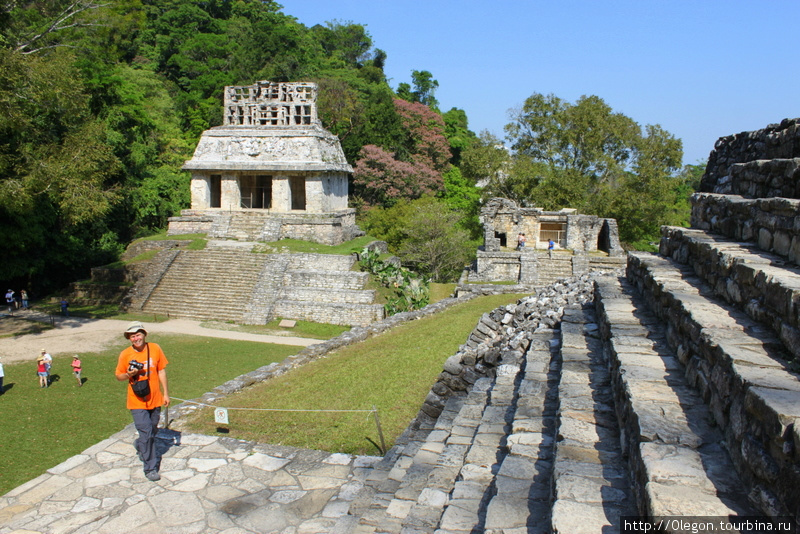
left=0, top=311, right=319, bottom=364
left=0, top=425, right=380, bottom=534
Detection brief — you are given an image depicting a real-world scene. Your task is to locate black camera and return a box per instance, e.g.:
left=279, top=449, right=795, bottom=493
left=128, top=360, right=144, bottom=372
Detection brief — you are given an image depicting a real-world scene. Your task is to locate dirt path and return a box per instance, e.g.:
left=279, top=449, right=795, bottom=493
left=0, top=310, right=320, bottom=364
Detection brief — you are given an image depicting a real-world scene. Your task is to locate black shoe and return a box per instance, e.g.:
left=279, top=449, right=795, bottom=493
left=145, top=470, right=161, bottom=482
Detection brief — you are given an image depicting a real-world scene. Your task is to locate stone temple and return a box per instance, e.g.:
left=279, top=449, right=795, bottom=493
left=465, top=197, right=625, bottom=287
left=168, top=81, right=362, bottom=245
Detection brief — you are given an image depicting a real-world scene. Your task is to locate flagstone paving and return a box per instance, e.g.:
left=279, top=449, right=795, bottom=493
left=0, top=425, right=380, bottom=534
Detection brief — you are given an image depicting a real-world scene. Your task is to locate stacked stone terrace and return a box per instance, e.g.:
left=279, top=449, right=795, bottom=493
left=127, top=243, right=383, bottom=327
left=6, top=121, right=800, bottom=532
left=326, top=120, right=800, bottom=531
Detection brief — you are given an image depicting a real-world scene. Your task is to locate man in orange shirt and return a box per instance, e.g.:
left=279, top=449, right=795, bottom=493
left=115, top=321, right=170, bottom=482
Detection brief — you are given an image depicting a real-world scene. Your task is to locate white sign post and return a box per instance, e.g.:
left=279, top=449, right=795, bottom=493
left=214, top=407, right=229, bottom=425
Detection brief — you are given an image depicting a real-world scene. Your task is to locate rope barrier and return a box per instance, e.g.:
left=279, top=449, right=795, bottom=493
left=167, top=397, right=387, bottom=452
left=170, top=397, right=375, bottom=413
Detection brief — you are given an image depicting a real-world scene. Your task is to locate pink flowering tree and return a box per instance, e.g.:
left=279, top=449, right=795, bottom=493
left=353, top=99, right=451, bottom=206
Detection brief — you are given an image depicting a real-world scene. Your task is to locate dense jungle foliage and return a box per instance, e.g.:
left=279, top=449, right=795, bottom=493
left=0, top=0, right=700, bottom=296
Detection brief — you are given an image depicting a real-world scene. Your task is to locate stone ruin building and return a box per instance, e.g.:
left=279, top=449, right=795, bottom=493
left=112, top=82, right=383, bottom=327
left=168, top=81, right=362, bottom=245
left=6, top=120, right=800, bottom=533
left=465, top=197, right=625, bottom=286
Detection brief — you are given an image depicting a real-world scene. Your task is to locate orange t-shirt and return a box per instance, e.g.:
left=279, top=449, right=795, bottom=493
left=116, top=342, right=168, bottom=410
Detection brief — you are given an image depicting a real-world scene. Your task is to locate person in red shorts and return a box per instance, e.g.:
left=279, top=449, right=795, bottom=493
left=115, top=321, right=170, bottom=482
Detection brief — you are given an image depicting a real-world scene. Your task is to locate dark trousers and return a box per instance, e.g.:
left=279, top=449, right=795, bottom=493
left=131, top=408, right=161, bottom=472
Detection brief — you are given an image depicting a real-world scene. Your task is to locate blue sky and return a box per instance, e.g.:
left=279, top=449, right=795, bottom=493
left=282, top=0, right=799, bottom=167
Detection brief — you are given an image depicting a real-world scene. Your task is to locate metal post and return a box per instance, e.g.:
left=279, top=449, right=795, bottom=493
left=372, top=405, right=387, bottom=454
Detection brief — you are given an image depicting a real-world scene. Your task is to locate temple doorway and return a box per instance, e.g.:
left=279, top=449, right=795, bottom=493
left=241, top=175, right=272, bottom=209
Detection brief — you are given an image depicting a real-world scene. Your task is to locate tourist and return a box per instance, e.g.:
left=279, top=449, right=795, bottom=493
left=20, top=289, right=29, bottom=309
left=5, top=289, right=14, bottom=313
left=517, top=233, right=526, bottom=251
left=0, top=357, right=4, bottom=395
left=548, top=239, right=555, bottom=258
left=37, top=357, right=48, bottom=388
left=115, top=321, right=170, bottom=482
left=71, top=355, right=82, bottom=386
left=60, top=298, right=69, bottom=317
left=40, top=349, right=52, bottom=385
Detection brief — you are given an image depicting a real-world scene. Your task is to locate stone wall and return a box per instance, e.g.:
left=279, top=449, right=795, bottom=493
left=120, top=240, right=188, bottom=262
left=706, top=158, right=800, bottom=199
left=272, top=301, right=384, bottom=326
left=415, top=272, right=607, bottom=421
left=277, top=210, right=364, bottom=245
left=691, top=193, right=800, bottom=264
left=67, top=282, right=130, bottom=305
left=471, top=252, right=521, bottom=282
left=699, top=118, right=800, bottom=194
left=624, top=253, right=800, bottom=520
left=168, top=210, right=363, bottom=246
left=468, top=251, right=625, bottom=285
left=165, top=214, right=215, bottom=236
left=479, top=197, right=623, bottom=255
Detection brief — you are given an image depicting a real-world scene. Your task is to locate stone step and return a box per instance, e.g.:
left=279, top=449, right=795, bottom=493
left=142, top=250, right=269, bottom=322
left=440, top=343, right=531, bottom=533
left=272, top=300, right=384, bottom=327
left=349, top=383, right=489, bottom=533
left=342, top=395, right=467, bottom=526
left=287, top=253, right=355, bottom=271
left=137, top=248, right=380, bottom=325
left=283, top=270, right=369, bottom=291
left=281, top=287, right=376, bottom=304
left=549, top=305, right=636, bottom=533
left=481, top=330, right=560, bottom=534
left=659, top=225, right=800, bottom=361
left=345, top=331, right=541, bottom=533
left=690, top=193, right=800, bottom=265
left=224, top=212, right=282, bottom=241
left=595, top=270, right=768, bottom=519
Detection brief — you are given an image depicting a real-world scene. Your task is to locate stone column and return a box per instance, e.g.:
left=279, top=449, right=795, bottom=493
left=221, top=174, right=240, bottom=210
left=305, top=174, right=323, bottom=213
left=272, top=175, right=291, bottom=212
left=190, top=173, right=210, bottom=209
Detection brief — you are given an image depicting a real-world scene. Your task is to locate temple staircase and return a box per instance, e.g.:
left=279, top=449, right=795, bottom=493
left=137, top=247, right=383, bottom=326
left=313, top=197, right=800, bottom=530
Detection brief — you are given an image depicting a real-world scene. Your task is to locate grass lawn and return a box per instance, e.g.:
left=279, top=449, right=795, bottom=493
left=183, top=292, right=530, bottom=456
left=0, top=291, right=530, bottom=497
left=205, top=319, right=351, bottom=340
left=256, top=235, right=376, bottom=255
left=0, top=335, right=298, bottom=496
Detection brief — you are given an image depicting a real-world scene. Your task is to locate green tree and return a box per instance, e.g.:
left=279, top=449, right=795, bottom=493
left=352, top=99, right=450, bottom=207
left=504, top=93, right=683, bottom=246
left=397, top=69, right=439, bottom=109
left=460, top=131, right=510, bottom=190
left=1, top=0, right=107, bottom=54
left=0, top=48, right=122, bottom=286
left=442, top=107, right=476, bottom=166
left=397, top=197, right=475, bottom=282
left=360, top=197, right=477, bottom=282
left=311, top=20, right=372, bottom=67
left=439, top=166, right=482, bottom=238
